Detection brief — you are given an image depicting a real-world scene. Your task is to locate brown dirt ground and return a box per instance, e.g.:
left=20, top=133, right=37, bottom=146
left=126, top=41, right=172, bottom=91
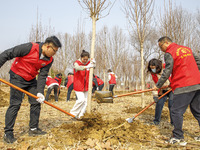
left=0, top=85, right=199, bottom=150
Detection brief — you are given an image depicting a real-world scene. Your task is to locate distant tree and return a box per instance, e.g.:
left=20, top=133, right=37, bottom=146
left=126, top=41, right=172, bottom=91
left=123, top=0, right=154, bottom=107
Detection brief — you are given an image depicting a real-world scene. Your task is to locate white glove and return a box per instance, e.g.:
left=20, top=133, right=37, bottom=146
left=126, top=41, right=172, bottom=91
left=91, top=58, right=96, bottom=64
left=97, top=87, right=99, bottom=90
left=85, top=63, right=94, bottom=69
left=36, top=93, right=45, bottom=103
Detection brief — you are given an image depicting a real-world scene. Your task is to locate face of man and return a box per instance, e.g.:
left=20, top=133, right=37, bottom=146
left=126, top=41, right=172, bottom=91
left=42, top=43, right=58, bottom=57
left=158, top=41, right=171, bottom=52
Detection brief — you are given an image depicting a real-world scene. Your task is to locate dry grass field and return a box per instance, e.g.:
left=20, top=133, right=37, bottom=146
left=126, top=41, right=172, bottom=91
left=0, top=85, right=199, bottom=149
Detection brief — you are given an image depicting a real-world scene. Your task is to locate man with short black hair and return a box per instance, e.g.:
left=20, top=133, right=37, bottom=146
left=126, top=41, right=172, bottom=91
left=156, top=36, right=200, bottom=145
left=0, top=35, right=61, bottom=143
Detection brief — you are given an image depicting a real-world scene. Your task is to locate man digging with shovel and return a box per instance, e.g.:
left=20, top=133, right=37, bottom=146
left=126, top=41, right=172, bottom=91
left=155, top=36, right=200, bottom=146
left=0, top=36, right=62, bottom=143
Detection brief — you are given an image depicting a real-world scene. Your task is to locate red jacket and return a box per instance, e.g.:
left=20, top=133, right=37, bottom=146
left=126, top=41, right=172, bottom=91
left=11, top=43, right=53, bottom=81
left=94, top=75, right=104, bottom=86
left=73, top=60, right=90, bottom=91
left=108, top=73, right=116, bottom=84
left=46, top=76, right=59, bottom=87
left=66, top=75, right=74, bottom=88
left=166, top=43, right=200, bottom=91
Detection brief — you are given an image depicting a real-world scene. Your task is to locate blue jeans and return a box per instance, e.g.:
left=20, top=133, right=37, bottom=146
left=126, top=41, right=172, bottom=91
left=154, top=91, right=173, bottom=124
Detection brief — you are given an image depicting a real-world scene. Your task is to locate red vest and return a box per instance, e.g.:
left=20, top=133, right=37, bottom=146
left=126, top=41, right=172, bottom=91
left=67, top=75, right=74, bottom=88
left=54, top=76, right=62, bottom=86
left=46, top=76, right=58, bottom=86
left=166, top=43, right=200, bottom=91
left=94, top=75, right=104, bottom=86
left=109, top=73, right=116, bottom=84
left=73, top=60, right=90, bottom=91
left=11, top=43, right=53, bottom=81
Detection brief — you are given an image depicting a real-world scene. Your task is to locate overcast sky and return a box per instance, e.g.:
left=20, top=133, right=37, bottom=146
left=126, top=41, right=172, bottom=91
left=0, top=0, right=199, bottom=51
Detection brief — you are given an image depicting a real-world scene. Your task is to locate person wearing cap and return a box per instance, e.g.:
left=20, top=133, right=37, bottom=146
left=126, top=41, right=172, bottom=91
left=45, top=76, right=60, bottom=102
left=0, top=36, right=62, bottom=143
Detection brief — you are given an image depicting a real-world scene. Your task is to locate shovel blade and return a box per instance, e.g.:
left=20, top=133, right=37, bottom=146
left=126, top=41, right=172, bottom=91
left=95, top=91, right=113, bottom=103
left=97, top=97, right=113, bottom=103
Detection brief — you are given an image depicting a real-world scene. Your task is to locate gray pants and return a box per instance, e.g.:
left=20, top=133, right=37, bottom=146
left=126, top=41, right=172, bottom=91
left=172, top=90, right=200, bottom=139
left=5, top=71, right=41, bottom=134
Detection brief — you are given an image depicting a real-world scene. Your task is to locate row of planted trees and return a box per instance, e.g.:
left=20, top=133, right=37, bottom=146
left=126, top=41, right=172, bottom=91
left=1, top=0, right=200, bottom=107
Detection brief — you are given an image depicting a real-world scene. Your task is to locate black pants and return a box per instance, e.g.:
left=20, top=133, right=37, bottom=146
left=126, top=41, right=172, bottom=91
left=92, top=83, right=104, bottom=94
left=109, top=84, right=115, bottom=96
left=45, top=85, right=59, bottom=101
left=5, top=71, right=41, bottom=134
left=67, top=84, right=73, bottom=101
left=172, top=90, right=200, bottom=139
left=99, top=83, right=104, bottom=91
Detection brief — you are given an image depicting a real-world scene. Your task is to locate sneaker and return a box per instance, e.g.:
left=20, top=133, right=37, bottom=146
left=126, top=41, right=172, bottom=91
left=194, top=136, right=200, bottom=141
left=29, top=128, right=47, bottom=136
left=166, top=137, right=187, bottom=146
left=3, top=132, right=17, bottom=143
left=153, top=121, right=160, bottom=125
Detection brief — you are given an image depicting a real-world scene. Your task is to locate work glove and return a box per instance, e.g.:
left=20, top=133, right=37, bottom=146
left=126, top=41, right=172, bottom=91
left=153, top=96, right=159, bottom=103
left=91, top=58, right=96, bottom=64
left=97, top=87, right=99, bottom=91
left=36, top=93, right=45, bottom=103
left=85, top=63, right=94, bottom=69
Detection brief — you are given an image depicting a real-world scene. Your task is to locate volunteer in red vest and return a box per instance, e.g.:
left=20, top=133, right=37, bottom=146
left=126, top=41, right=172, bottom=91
left=148, top=58, right=173, bottom=125
left=70, top=50, right=95, bottom=119
left=92, top=74, right=104, bottom=93
left=64, top=72, right=74, bottom=101
left=156, top=36, right=200, bottom=145
left=0, top=36, right=61, bottom=143
left=107, top=69, right=117, bottom=95
left=54, top=73, right=62, bottom=96
left=54, top=73, right=62, bottom=86
left=45, top=76, right=59, bottom=102
left=92, top=75, right=99, bottom=94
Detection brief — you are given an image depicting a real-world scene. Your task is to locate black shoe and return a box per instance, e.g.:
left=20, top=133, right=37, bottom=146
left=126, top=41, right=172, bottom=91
left=151, top=121, right=159, bottom=125
left=3, top=132, right=17, bottom=143
left=29, top=128, right=47, bottom=136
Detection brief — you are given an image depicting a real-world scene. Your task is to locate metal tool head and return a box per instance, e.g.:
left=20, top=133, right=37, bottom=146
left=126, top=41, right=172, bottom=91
left=126, top=116, right=135, bottom=123
left=95, top=91, right=113, bottom=103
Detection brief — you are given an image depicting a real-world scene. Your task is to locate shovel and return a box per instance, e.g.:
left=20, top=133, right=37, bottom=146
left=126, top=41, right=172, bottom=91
left=126, top=89, right=172, bottom=123
left=95, top=86, right=169, bottom=103
left=0, top=78, right=76, bottom=118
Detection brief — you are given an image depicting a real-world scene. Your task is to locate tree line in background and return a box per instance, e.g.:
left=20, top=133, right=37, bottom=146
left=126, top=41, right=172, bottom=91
left=1, top=0, right=200, bottom=93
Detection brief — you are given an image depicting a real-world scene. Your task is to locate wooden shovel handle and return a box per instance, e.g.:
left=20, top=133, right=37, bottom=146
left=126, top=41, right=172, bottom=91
left=115, top=85, right=169, bottom=98
left=0, top=78, right=75, bottom=118
left=134, top=89, right=172, bottom=119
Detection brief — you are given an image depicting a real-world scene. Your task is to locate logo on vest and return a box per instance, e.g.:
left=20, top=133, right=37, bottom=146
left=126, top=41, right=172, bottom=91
left=41, top=63, right=46, bottom=66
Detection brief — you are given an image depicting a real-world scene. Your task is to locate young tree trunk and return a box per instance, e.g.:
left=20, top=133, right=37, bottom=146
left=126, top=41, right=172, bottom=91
left=141, top=43, right=145, bottom=107
left=87, top=16, right=96, bottom=113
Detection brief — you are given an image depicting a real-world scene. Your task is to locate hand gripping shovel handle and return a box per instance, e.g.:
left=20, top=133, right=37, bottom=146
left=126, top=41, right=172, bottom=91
left=134, top=89, right=172, bottom=119
left=114, top=85, right=169, bottom=98
left=126, top=88, right=172, bottom=123
left=0, top=78, right=75, bottom=118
